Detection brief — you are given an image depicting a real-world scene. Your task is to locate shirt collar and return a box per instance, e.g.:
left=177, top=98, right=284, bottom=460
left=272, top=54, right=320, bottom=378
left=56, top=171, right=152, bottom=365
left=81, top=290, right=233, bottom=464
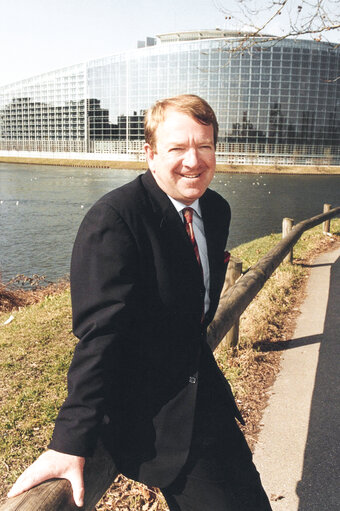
left=167, top=196, right=202, bottom=218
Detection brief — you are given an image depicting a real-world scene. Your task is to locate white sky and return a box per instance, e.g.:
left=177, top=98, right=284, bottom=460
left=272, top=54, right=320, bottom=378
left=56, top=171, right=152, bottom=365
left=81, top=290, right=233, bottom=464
left=0, top=0, right=339, bottom=86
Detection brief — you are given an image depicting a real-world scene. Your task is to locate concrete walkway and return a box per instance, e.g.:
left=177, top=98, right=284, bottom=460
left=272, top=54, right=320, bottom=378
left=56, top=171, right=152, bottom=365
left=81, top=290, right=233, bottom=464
left=253, top=244, right=340, bottom=511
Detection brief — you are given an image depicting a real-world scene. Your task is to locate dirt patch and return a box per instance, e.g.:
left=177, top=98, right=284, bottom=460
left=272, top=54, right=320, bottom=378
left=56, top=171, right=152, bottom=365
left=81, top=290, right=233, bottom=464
left=0, top=275, right=69, bottom=313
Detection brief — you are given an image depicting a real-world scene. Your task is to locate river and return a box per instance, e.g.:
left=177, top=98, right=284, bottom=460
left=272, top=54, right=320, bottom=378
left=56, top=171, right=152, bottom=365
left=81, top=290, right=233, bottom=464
left=1, top=163, right=339, bottom=282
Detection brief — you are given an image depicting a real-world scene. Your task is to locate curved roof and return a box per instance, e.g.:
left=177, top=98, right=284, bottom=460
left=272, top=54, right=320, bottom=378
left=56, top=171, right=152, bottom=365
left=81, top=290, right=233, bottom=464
left=156, top=29, right=273, bottom=43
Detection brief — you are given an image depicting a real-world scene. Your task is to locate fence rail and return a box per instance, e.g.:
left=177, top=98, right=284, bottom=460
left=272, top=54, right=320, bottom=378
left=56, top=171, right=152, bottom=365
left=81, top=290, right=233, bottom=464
left=1, top=204, right=339, bottom=511
left=208, top=205, right=340, bottom=350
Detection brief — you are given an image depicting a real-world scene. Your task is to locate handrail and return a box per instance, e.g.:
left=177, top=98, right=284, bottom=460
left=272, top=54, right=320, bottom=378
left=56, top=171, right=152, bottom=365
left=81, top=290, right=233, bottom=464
left=1, top=205, right=339, bottom=510
left=208, top=205, right=340, bottom=350
left=0, top=441, right=118, bottom=510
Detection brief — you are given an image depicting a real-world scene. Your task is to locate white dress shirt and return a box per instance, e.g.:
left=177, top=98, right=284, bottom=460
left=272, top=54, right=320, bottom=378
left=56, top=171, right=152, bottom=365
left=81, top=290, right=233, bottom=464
left=167, top=196, right=210, bottom=314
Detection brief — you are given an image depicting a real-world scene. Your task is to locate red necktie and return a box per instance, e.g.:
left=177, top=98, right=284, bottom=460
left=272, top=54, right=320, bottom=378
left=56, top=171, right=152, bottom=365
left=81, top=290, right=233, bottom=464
left=183, top=207, right=205, bottom=321
left=182, top=207, right=202, bottom=272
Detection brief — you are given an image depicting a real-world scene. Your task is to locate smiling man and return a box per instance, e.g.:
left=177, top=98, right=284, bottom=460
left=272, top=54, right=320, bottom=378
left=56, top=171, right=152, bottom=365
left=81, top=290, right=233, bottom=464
left=8, top=95, right=271, bottom=510
left=144, top=102, right=216, bottom=204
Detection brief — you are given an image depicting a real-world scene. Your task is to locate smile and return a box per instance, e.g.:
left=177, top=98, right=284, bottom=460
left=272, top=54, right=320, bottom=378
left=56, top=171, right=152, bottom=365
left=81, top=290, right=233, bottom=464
left=181, top=174, right=201, bottom=179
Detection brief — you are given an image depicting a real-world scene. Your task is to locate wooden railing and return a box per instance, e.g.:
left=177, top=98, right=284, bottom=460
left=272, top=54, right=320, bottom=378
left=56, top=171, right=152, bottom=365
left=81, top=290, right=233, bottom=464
left=1, top=204, right=339, bottom=511
left=0, top=441, right=117, bottom=511
left=208, top=204, right=340, bottom=350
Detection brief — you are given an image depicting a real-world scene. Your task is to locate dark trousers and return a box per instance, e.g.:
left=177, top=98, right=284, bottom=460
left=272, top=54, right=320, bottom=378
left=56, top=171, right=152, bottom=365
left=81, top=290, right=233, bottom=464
left=161, top=417, right=271, bottom=511
left=161, top=367, right=272, bottom=511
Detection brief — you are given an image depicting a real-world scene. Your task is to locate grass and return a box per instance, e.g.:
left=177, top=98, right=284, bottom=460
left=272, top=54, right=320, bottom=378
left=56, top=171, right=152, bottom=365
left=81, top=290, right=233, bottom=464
left=0, top=291, right=74, bottom=476
left=0, top=156, right=148, bottom=170
left=1, top=156, right=340, bottom=174
left=0, top=219, right=339, bottom=509
left=215, top=220, right=340, bottom=438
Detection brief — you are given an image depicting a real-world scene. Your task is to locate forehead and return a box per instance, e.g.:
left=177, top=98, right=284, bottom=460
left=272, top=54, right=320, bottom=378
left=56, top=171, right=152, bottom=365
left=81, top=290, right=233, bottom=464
left=155, top=108, right=214, bottom=145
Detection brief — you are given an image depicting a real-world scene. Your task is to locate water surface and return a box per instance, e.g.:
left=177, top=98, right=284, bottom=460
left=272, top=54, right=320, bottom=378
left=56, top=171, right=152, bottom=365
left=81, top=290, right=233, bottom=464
left=1, top=163, right=339, bottom=282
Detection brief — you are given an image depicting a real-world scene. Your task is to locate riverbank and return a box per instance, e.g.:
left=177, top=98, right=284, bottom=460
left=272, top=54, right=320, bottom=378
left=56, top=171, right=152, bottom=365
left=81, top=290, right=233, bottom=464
left=1, top=156, right=340, bottom=175
left=1, top=221, right=339, bottom=510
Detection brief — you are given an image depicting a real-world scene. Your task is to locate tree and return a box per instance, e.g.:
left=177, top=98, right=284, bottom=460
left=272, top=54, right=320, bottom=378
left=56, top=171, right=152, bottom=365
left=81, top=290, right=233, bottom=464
left=213, top=0, right=340, bottom=49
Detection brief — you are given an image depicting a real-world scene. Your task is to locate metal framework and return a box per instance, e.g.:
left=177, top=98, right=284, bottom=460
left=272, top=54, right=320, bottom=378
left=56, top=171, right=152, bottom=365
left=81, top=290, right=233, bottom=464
left=1, top=30, right=339, bottom=165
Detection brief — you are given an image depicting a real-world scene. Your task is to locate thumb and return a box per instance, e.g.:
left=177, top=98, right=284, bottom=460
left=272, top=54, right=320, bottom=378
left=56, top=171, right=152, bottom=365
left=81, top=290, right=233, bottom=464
left=68, top=467, right=85, bottom=508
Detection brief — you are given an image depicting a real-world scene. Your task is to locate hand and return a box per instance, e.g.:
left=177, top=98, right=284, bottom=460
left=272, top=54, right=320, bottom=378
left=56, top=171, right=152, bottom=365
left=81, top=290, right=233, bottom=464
left=7, top=449, right=86, bottom=507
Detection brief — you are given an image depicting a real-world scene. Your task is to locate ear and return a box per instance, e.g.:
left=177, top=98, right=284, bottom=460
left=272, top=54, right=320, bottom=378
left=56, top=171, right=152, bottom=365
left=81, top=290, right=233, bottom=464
left=144, top=143, right=156, bottom=172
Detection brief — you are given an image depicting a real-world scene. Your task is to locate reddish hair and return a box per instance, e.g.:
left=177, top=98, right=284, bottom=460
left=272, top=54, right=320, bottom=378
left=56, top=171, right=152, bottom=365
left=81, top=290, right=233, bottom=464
left=144, top=94, right=218, bottom=149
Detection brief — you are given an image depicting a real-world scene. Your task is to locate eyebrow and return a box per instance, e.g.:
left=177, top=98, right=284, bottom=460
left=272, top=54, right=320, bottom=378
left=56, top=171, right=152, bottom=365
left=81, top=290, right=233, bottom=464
left=166, top=139, right=214, bottom=146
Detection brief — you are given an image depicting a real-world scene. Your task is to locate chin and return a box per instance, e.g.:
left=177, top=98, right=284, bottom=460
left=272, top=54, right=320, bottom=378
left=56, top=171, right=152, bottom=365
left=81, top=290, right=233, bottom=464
left=181, top=191, right=203, bottom=204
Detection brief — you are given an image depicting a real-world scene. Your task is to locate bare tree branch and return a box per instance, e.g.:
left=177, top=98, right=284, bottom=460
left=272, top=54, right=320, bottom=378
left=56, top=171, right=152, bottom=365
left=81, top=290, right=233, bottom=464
left=213, top=0, right=340, bottom=48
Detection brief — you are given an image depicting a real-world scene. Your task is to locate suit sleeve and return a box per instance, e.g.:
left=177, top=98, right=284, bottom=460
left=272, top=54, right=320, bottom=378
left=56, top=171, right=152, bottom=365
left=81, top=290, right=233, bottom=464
left=49, top=201, right=140, bottom=456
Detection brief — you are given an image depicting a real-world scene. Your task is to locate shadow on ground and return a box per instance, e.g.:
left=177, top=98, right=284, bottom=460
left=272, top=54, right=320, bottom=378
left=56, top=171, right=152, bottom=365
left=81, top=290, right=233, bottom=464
left=295, top=254, right=340, bottom=511
left=254, top=253, right=340, bottom=510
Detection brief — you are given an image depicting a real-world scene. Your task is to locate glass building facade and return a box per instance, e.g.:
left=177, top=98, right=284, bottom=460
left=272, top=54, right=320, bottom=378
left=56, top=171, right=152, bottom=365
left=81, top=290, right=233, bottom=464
left=1, top=30, right=339, bottom=165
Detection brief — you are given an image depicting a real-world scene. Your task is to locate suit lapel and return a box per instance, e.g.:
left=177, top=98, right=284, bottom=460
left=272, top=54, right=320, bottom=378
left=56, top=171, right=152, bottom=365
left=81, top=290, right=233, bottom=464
left=141, top=171, right=226, bottom=320
left=141, top=171, right=205, bottom=290
left=199, top=192, right=223, bottom=321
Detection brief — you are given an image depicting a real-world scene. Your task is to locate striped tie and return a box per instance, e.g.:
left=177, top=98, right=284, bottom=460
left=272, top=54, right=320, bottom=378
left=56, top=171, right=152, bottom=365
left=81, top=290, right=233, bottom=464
left=183, top=207, right=205, bottom=321
left=182, top=207, right=202, bottom=272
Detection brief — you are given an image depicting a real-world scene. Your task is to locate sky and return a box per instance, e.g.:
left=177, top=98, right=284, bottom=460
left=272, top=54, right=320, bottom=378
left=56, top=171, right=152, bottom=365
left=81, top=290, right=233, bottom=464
left=0, top=0, right=339, bottom=86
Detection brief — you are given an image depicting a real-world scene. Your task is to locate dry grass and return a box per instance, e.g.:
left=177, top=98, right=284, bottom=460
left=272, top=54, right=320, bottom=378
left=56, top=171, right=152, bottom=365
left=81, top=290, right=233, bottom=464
left=0, top=157, right=148, bottom=170
left=0, top=289, right=75, bottom=497
left=0, top=274, right=69, bottom=313
left=215, top=223, right=340, bottom=448
left=0, top=156, right=339, bottom=175
left=216, top=163, right=340, bottom=174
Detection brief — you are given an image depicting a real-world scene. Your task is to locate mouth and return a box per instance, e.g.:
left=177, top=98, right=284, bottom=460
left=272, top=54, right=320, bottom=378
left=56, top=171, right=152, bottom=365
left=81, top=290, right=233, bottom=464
left=180, top=173, right=202, bottom=179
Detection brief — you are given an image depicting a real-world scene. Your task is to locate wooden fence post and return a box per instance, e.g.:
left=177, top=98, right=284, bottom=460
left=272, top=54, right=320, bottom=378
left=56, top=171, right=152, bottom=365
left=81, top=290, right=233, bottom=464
left=221, top=257, right=243, bottom=349
left=282, top=218, right=294, bottom=263
left=322, top=204, right=331, bottom=233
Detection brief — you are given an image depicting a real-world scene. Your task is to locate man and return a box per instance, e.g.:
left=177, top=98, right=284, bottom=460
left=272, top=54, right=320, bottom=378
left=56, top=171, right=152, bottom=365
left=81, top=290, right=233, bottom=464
left=8, top=95, right=271, bottom=510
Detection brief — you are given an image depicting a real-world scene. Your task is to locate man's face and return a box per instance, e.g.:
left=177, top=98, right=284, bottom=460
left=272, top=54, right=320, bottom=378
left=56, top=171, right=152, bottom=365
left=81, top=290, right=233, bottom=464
left=144, top=109, right=216, bottom=205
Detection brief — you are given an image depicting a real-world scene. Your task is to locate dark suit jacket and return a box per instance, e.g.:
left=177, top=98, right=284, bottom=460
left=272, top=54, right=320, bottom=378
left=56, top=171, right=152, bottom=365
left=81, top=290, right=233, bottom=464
left=49, top=170, right=242, bottom=488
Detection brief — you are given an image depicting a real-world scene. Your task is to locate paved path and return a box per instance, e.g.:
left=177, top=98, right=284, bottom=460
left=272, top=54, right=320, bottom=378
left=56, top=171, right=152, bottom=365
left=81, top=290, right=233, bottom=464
left=253, top=244, right=340, bottom=511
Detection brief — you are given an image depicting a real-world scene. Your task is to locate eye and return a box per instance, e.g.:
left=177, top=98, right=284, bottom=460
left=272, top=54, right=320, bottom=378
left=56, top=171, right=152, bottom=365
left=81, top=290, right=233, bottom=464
left=169, top=147, right=184, bottom=152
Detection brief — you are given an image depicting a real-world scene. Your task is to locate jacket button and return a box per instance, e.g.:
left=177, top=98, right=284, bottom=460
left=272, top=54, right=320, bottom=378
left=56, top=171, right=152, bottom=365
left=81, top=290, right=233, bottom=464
left=189, top=376, right=197, bottom=384
left=102, top=414, right=110, bottom=424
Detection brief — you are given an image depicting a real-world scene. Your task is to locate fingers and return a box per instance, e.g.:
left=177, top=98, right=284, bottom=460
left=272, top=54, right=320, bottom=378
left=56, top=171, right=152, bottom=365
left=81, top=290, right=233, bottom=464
left=68, top=468, right=85, bottom=507
left=7, top=450, right=86, bottom=507
left=7, top=471, right=34, bottom=498
left=7, top=458, right=50, bottom=498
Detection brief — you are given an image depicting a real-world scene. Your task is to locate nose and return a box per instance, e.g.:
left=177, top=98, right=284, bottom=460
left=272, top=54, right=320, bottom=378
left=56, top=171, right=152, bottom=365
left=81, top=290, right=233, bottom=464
left=183, top=148, right=199, bottom=168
